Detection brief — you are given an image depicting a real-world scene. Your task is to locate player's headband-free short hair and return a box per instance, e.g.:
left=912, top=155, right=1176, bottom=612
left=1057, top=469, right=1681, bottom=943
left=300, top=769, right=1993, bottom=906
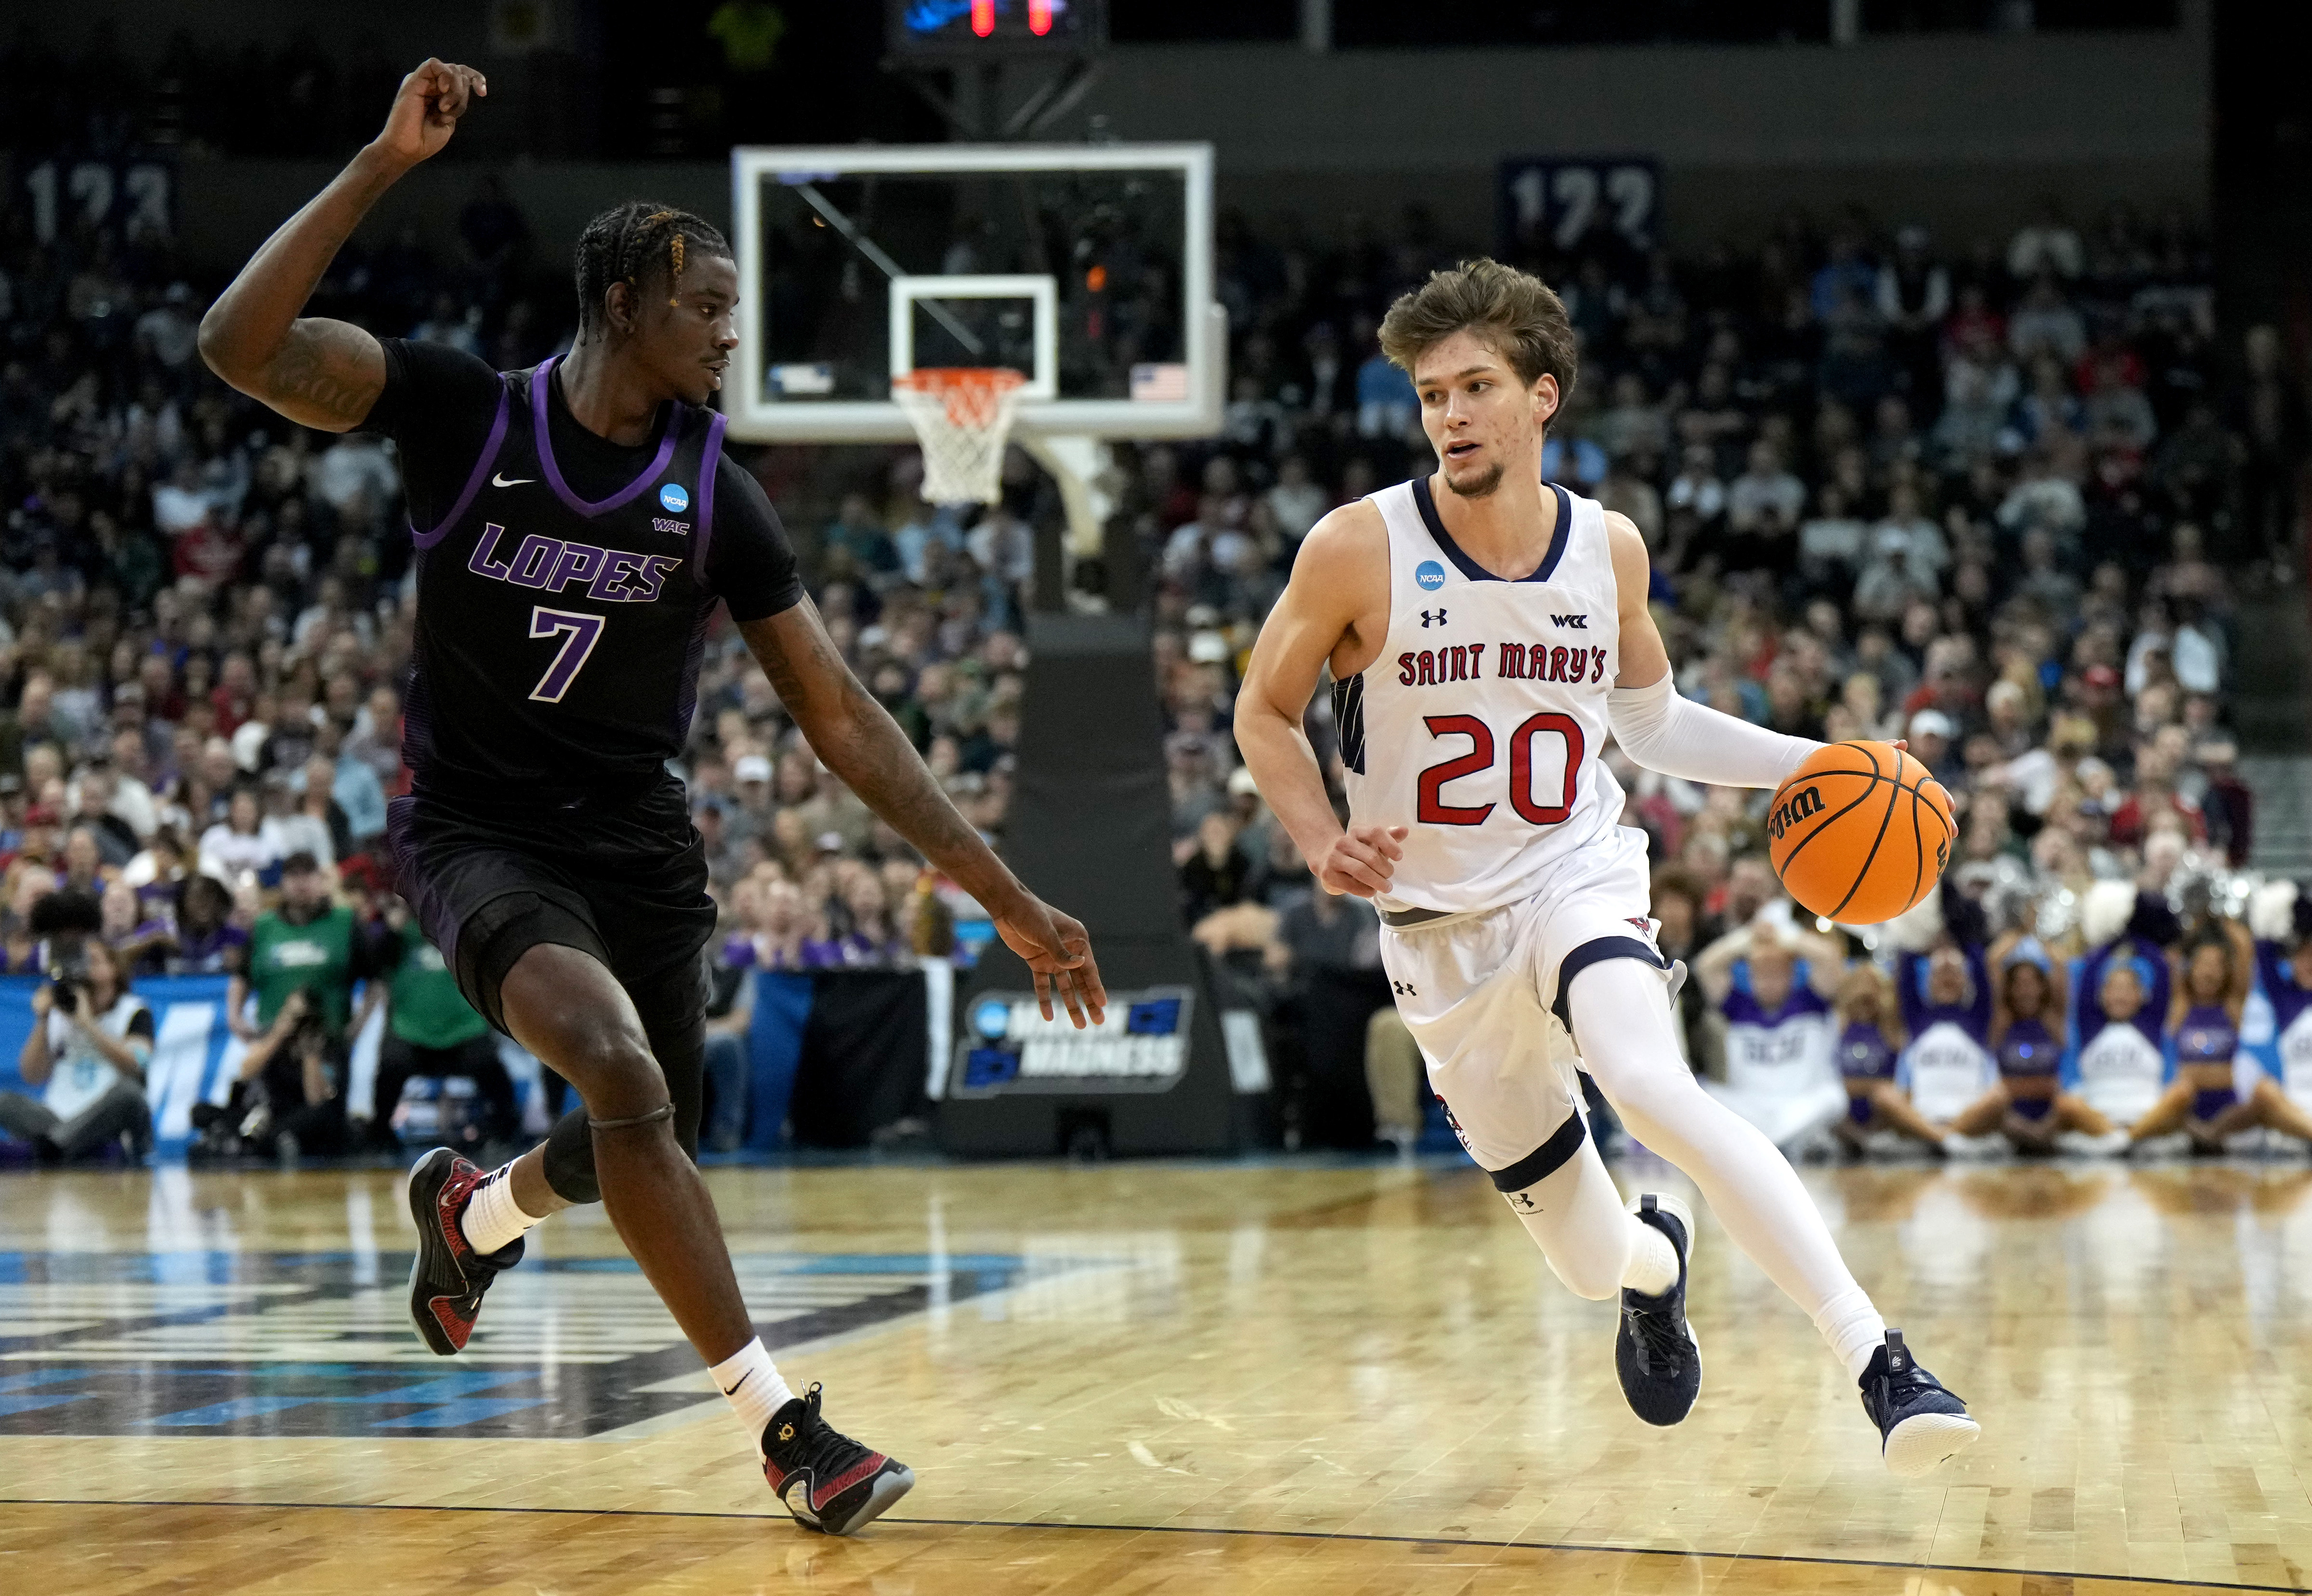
left=574, top=201, right=732, bottom=335
left=1378, top=257, right=1580, bottom=404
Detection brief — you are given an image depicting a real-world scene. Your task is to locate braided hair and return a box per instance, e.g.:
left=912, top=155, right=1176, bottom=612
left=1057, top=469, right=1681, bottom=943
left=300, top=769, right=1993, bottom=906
left=572, top=200, right=732, bottom=341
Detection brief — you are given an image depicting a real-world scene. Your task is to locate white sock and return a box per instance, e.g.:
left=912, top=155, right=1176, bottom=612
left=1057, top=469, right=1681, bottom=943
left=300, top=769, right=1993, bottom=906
left=460, top=1163, right=545, bottom=1255
left=1567, top=959, right=1888, bottom=1378
left=1622, top=1218, right=1681, bottom=1297
left=711, top=1337, right=797, bottom=1454
left=1815, top=1286, right=1890, bottom=1377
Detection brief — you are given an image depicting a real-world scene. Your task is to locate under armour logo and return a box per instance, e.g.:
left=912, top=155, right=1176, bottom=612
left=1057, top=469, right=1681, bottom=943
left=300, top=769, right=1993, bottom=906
left=1392, top=980, right=1418, bottom=997
left=1420, top=609, right=1447, bottom=628
left=1509, top=1191, right=1538, bottom=1211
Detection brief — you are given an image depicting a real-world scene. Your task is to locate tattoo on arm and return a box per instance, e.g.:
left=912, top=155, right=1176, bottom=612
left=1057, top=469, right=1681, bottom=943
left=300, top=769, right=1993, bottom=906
left=255, top=320, right=385, bottom=431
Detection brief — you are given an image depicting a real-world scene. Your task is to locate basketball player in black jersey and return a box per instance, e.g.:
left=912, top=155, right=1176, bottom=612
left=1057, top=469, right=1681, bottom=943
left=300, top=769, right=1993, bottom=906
left=200, top=59, right=1104, bottom=1536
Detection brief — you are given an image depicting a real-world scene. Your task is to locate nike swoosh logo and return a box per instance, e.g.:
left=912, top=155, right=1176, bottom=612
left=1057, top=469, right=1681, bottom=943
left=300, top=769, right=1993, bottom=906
left=719, top=1369, right=752, bottom=1398
left=491, top=472, right=536, bottom=488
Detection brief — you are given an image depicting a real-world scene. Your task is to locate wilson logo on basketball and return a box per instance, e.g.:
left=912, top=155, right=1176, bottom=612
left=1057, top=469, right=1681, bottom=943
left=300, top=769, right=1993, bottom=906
left=1767, top=785, right=1826, bottom=840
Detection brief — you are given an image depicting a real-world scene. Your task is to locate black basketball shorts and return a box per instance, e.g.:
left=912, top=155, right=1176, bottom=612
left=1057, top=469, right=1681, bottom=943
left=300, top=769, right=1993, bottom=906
left=385, top=779, right=718, bottom=1038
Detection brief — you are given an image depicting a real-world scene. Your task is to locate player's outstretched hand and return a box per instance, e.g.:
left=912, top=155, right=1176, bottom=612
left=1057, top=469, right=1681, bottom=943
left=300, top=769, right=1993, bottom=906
left=995, top=896, right=1108, bottom=1029
left=371, top=58, right=488, bottom=169
left=1317, top=823, right=1406, bottom=899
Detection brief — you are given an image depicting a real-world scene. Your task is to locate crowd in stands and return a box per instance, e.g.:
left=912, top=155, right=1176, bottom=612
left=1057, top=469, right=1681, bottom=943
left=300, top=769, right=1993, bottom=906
left=0, top=157, right=2308, bottom=1163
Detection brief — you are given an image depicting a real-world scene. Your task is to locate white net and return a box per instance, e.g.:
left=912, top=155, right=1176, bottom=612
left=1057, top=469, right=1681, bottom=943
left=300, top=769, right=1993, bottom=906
left=892, top=367, right=1029, bottom=506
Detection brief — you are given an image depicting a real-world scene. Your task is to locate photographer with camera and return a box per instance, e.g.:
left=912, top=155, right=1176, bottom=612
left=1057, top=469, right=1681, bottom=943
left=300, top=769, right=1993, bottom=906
left=0, top=891, right=153, bottom=1163
left=215, top=851, right=390, bottom=1160
left=204, top=986, right=344, bottom=1160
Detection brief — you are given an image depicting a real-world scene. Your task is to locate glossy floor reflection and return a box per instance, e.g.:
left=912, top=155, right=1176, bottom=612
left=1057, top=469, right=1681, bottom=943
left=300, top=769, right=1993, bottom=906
left=5, top=1156, right=2312, bottom=1594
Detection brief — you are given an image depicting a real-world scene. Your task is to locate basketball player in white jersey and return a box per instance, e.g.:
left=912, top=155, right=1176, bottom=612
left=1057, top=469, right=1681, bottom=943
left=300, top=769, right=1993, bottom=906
left=1235, top=260, right=1979, bottom=1477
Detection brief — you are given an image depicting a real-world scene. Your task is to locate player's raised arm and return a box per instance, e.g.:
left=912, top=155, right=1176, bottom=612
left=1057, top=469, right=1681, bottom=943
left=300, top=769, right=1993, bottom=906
left=737, top=601, right=1106, bottom=1029
left=1233, top=502, right=1406, bottom=899
left=1601, top=510, right=1821, bottom=790
left=198, top=58, right=487, bottom=431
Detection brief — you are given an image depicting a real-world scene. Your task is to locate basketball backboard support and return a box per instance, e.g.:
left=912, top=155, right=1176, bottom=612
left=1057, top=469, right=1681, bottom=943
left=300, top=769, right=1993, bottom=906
left=727, top=143, right=1222, bottom=447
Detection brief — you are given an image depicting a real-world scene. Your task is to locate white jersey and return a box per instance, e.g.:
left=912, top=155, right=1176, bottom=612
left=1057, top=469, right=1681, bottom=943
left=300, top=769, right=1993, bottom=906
left=2073, top=1017, right=2167, bottom=1125
left=1897, top=1020, right=1997, bottom=1122
left=1339, top=478, right=1627, bottom=916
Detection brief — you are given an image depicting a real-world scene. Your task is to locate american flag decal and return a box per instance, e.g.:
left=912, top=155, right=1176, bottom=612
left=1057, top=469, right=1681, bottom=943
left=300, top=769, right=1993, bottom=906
left=1130, top=363, right=1191, bottom=402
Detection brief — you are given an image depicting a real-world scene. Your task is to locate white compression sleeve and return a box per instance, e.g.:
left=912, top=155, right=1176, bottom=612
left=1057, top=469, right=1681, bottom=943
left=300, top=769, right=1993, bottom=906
left=1493, top=1132, right=1675, bottom=1301
left=1606, top=670, right=1819, bottom=789
left=1564, top=958, right=1888, bottom=1376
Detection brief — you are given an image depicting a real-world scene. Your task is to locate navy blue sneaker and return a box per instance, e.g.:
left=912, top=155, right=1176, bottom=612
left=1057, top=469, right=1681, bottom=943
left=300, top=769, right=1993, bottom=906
left=1616, top=1192, right=1701, bottom=1426
left=1857, top=1329, right=1980, bottom=1477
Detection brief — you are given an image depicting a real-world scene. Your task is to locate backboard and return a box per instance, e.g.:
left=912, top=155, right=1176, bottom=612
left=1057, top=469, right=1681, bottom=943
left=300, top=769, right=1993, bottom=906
left=727, top=143, right=1222, bottom=445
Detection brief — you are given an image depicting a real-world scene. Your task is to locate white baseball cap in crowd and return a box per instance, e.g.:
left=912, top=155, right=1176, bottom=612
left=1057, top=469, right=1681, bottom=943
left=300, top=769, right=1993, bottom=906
left=734, top=754, right=773, bottom=784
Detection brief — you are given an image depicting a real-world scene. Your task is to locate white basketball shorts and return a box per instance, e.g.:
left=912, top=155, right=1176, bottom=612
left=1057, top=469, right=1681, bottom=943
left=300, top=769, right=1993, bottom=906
left=1376, top=828, right=1677, bottom=1188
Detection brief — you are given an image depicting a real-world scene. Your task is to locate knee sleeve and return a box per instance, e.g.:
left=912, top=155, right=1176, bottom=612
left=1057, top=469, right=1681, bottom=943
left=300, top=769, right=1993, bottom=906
left=542, top=1104, right=600, bottom=1204
left=629, top=954, right=709, bottom=1160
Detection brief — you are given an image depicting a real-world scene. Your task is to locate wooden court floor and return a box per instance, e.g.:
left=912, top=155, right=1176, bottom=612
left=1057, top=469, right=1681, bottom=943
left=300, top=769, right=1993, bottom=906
left=5, top=1154, right=2312, bottom=1595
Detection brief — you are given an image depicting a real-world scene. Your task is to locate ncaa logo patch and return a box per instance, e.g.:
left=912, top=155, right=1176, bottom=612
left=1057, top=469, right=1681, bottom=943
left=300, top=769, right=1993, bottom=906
left=658, top=483, right=690, bottom=514
left=1415, top=559, right=1447, bottom=592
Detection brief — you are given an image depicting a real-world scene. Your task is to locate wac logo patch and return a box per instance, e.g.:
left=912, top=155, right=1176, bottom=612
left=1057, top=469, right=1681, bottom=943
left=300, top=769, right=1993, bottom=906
left=1550, top=614, right=1589, bottom=629
left=1767, top=784, right=1826, bottom=841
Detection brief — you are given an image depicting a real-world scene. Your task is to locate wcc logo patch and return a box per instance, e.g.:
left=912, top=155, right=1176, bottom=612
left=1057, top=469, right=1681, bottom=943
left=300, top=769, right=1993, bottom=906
left=1414, top=560, right=1447, bottom=592
left=657, top=483, right=690, bottom=514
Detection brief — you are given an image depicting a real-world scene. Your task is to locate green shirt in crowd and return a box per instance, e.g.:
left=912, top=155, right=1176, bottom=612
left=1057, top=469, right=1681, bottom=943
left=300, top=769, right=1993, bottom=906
left=248, top=903, right=360, bottom=1032
left=387, top=920, right=489, bottom=1050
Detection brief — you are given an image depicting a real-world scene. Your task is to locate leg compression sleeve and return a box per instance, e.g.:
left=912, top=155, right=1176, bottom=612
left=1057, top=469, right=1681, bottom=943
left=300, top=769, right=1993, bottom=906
left=1496, top=1126, right=1644, bottom=1301
left=1565, top=956, right=1886, bottom=1372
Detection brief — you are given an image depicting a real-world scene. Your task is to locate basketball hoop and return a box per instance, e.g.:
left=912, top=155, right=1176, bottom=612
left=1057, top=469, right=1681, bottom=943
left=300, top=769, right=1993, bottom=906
left=892, top=367, right=1029, bottom=506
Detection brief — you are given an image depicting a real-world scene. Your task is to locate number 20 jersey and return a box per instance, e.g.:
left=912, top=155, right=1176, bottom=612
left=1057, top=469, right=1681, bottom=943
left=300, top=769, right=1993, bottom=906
left=402, top=356, right=730, bottom=799
left=1335, top=476, right=1629, bottom=917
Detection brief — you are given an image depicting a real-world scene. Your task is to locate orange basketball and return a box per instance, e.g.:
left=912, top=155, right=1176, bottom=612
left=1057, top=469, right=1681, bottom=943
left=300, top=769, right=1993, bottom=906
left=1765, top=741, right=1955, bottom=925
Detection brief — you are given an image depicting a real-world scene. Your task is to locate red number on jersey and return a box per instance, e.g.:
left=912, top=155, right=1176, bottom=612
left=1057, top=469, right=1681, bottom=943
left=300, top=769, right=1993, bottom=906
left=1414, top=713, right=1585, bottom=828
left=1416, top=715, right=1497, bottom=825
left=1508, top=712, right=1584, bottom=825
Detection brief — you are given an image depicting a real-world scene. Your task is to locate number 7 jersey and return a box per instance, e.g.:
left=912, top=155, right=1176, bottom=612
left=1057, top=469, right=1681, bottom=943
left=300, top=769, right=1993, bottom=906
left=401, top=355, right=733, bottom=799
left=1334, top=476, right=1629, bottom=916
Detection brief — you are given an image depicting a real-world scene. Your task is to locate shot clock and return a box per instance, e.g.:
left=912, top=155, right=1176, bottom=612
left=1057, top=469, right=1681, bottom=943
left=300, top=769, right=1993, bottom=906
left=888, top=0, right=1108, bottom=55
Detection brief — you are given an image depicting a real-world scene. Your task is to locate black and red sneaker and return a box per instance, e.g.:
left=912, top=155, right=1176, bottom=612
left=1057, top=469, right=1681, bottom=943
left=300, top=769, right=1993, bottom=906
left=761, top=1385, right=915, bottom=1535
left=405, top=1147, right=523, bottom=1356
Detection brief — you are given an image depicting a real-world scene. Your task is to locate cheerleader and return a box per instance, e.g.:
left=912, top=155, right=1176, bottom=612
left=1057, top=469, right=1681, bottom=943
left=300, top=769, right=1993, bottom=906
left=2128, top=926, right=2312, bottom=1151
left=1945, top=940, right=2126, bottom=1152
left=2249, top=882, right=2312, bottom=1113
left=1828, top=963, right=1947, bottom=1155
left=1894, top=938, right=1999, bottom=1132
left=1693, top=916, right=1849, bottom=1153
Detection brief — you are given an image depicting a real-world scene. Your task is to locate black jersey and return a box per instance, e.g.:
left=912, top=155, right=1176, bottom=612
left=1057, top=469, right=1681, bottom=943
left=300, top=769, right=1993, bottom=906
left=365, top=341, right=802, bottom=800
